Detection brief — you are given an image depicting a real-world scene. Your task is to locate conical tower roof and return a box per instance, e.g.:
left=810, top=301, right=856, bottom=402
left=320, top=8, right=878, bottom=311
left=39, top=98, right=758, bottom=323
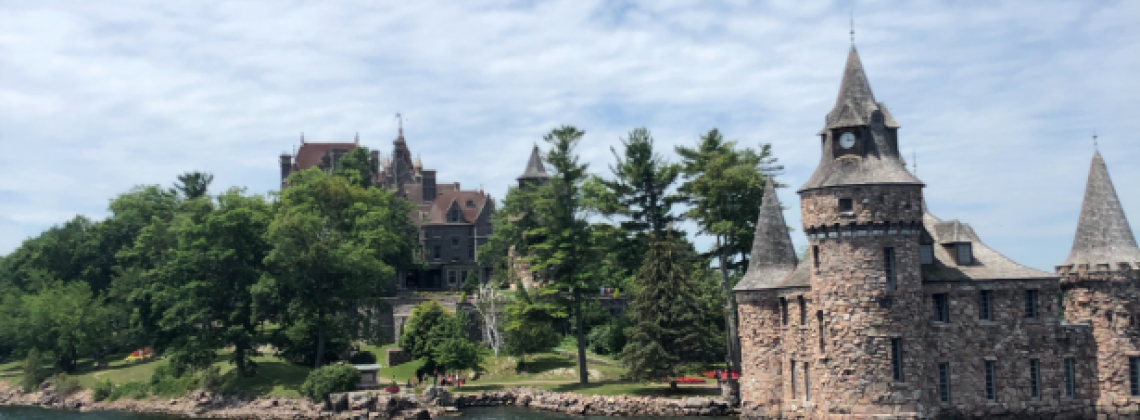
left=735, top=178, right=799, bottom=291
left=825, top=46, right=882, bottom=129
left=1063, top=152, right=1140, bottom=268
left=517, top=145, right=549, bottom=180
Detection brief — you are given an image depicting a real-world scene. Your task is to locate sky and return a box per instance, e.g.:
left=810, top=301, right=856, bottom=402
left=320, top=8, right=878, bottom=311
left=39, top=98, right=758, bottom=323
left=1, top=0, right=1138, bottom=271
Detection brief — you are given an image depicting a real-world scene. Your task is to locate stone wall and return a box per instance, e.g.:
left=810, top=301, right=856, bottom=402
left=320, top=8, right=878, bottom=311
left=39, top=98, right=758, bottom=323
left=455, top=388, right=737, bottom=417
left=1061, top=268, right=1140, bottom=419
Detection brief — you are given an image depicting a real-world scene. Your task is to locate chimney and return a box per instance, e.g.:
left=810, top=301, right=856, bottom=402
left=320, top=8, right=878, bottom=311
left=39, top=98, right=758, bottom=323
left=280, top=153, right=292, bottom=184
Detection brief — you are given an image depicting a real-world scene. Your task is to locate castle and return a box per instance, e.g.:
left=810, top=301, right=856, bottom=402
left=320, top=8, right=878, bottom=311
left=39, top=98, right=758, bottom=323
left=734, top=45, right=1140, bottom=420
left=277, top=125, right=497, bottom=291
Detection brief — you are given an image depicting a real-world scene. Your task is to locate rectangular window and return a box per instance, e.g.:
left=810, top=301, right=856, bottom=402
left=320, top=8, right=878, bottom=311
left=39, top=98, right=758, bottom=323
left=839, top=198, right=853, bottom=212
left=985, top=360, right=996, bottom=401
left=932, top=294, right=950, bottom=323
left=938, top=362, right=951, bottom=403
left=791, top=361, right=797, bottom=399
left=1030, top=359, right=1040, bottom=399
left=920, top=244, right=934, bottom=265
left=812, top=245, right=820, bottom=269
left=799, top=296, right=807, bottom=325
left=804, top=362, right=811, bottom=401
left=780, top=298, right=789, bottom=326
left=433, top=246, right=441, bottom=259
left=884, top=247, right=897, bottom=292
left=1131, top=357, right=1140, bottom=397
left=891, top=338, right=904, bottom=382
left=1025, top=290, right=1039, bottom=319
left=978, top=290, right=993, bottom=321
left=451, top=236, right=460, bottom=248
left=956, top=243, right=972, bottom=265
left=1064, top=358, right=1076, bottom=397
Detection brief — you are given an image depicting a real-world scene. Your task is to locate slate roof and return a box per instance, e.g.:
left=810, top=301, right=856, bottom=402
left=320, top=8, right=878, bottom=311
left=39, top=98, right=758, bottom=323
left=921, top=211, right=1056, bottom=282
left=1062, top=152, right=1140, bottom=267
left=735, top=178, right=799, bottom=291
left=799, top=46, right=923, bottom=192
left=518, top=145, right=549, bottom=180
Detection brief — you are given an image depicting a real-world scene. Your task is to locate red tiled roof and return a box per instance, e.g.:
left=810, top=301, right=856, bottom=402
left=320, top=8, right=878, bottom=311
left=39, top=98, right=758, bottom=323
left=427, top=190, right=490, bottom=224
left=291, top=142, right=358, bottom=173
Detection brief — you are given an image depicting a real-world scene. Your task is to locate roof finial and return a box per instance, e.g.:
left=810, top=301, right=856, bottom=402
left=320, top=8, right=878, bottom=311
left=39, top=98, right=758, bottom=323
left=913, top=148, right=917, bottom=175
left=301, top=132, right=305, bottom=144
left=1093, top=131, right=1099, bottom=151
left=355, top=132, right=359, bottom=144
left=850, top=9, right=855, bottom=45
left=395, top=113, right=404, bottom=137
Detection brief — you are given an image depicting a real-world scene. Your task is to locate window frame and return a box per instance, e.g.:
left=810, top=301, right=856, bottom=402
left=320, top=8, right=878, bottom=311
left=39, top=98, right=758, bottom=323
left=780, top=298, right=789, bottom=326
left=984, top=360, right=997, bottom=401
left=1029, top=359, right=1040, bottom=399
left=884, top=247, right=897, bottom=292
left=790, top=361, right=797, bottom=399
left=932, top=293, right=950, bottom=323
left=798, top=296, right=808, bottom=326
left=838, top=198, right=853, bottom=212
left=1024, top=289, right=1039, bottom=319
left=919, top=243, right=934, bottom=265
left=978, top=290, right=993, bottom=321
left=938, top=362, right=951, bottom=403
left=891, top=338, right=904, bottom=382
left=1064, top=357, right=1076, bottom=398
left=1131, top=357, right=1140, bottom=397
left=955, top=242, right=972, bottom=265
left=804, top=362, right=811, bottom=401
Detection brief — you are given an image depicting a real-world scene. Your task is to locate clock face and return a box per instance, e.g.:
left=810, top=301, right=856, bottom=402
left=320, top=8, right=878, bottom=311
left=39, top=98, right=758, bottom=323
left=839, top=132, right=856, bottom=149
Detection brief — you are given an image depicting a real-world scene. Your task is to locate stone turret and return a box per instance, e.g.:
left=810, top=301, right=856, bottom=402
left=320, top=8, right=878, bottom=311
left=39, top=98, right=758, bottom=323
left=796, top=45, right=925, bottom=419
left=736, top=178, right=798, bottom=290
left=517, top=145, right=549, bottom=190
left=1059, top=149, right=1140, bottom=416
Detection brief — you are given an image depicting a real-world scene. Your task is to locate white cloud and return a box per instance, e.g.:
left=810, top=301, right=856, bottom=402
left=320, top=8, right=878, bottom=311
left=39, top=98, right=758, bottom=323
left=1, top=0, right=1137, bottom=271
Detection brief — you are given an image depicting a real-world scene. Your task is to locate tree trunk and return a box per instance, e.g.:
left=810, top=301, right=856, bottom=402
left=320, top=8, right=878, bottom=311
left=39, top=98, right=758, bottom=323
left=574, top=287, right=588, bottom=385
left=716, top=235, right=741, bottom=373
left=315, top=314, right=326, bottom=369
left=670, top=379, right=678, bottom=391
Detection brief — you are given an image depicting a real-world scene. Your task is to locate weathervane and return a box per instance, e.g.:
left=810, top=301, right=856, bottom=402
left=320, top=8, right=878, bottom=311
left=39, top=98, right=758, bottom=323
left=395, top=113, right=406, bottom=137
left=850, top=9, right=855, bottom=45
left=1093, top=132, right=1099, bottom=151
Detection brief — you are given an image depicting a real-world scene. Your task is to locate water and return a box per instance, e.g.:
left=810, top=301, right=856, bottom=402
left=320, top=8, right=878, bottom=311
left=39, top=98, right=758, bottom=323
left=0, top=406, right=728, bottom=420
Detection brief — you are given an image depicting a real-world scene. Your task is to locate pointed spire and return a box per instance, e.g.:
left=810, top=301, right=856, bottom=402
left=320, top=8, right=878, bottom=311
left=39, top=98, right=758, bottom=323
left=1063, top=151, right=1140, bottom=268
left=826, top=46, right=877, bottom=128
left=517, top=145, right=550, bottom=180
left=735, top=178, right=799, bottom=290
left=355, top=132, right=359, bottom=144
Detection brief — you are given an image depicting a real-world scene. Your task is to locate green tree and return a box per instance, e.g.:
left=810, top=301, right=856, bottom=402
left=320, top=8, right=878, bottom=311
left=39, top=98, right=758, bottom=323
left=590, top=128, right=682, bottom=236
left=173, top=171, right=214, bottom=200
left=399, top=300, right=459, bottom=373
left=155, top=189, right=272, bottom=377
left=333, top=147, right=380, bottom=190
left=261, top=168, right=413, bottom=368
left=502, top=286, right=562, bottom=368
left=675, top=128, right=782, bottom=372
left=621, top=234, right=720, bottom=389
left=525, top=126, right=596, bottom=384
left=16, top=281, right=110, bottom=372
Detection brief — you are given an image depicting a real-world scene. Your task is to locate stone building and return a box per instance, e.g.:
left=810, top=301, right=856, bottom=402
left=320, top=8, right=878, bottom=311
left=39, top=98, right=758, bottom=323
left=734, top=45, right=1139, bottom=420
left=278, top=127, right=495, bottom=291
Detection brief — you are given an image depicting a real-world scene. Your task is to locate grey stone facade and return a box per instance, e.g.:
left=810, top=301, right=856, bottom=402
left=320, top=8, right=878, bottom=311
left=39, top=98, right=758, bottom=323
left=734, top=45, right=1139, bottom=420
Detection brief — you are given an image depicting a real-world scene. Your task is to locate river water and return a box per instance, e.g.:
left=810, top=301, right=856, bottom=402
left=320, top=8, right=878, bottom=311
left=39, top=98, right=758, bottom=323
left=0, top=406, right=729, bottom=420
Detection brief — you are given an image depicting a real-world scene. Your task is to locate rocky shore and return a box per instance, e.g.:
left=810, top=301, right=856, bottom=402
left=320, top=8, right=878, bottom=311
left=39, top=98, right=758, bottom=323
left=0, top=382, right=738, bottom=419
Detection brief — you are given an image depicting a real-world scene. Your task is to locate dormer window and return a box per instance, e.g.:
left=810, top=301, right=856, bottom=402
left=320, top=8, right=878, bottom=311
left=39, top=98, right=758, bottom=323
left=955, top=243, right=973, bottom=265
left=839, top=198, right=853, bottom=213
left=448, top=207, right=462, bottom=223
left=466, top=199, right=475, bottom=208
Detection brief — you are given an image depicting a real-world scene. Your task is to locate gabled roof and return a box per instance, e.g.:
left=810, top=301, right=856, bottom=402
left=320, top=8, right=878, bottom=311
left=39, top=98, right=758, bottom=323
left=426, top=190, right=491, bottom=225
left=518, top=146, right=549, bottom=180
left=735, top=178, right=799, bottom=291
left=1063, top=152, right=1140, bottom=267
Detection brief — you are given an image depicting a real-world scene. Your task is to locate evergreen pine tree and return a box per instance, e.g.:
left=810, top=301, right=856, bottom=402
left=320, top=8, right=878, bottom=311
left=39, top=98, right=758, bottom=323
left=621, top=233, right=720, bottom=389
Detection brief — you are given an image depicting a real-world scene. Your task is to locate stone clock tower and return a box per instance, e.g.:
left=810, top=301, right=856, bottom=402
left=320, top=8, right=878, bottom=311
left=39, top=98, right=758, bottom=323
left=797, top=45, right=926, bottom=417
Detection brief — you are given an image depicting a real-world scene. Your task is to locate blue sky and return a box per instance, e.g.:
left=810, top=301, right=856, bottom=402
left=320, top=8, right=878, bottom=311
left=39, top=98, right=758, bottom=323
left=1, top=0, right=1137, bottom=271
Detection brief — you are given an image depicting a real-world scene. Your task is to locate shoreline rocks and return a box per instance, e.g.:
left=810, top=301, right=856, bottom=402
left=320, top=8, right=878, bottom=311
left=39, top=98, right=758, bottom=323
left=1, top=382, right=737, bottom=419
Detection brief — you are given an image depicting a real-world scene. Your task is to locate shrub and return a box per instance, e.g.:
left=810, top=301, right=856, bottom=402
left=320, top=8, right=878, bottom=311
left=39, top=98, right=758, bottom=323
left=20, top=348, right=47, bottom=393
left=107, top=381, right=149, bottom=401
left=49, top=373, right=81, bottom=396
left=149, top=364, right=196, bottom=397
left=348, top=350, right=377, bottom=365
left=300, top=364, right=360, bottom=402
left=92, top=379, right=114, bottom=402
left=198, top=366, right=224, bottom=392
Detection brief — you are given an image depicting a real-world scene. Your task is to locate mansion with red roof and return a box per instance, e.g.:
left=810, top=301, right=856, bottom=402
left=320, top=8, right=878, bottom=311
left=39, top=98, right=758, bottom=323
left=278, top=127, right=503, bottom=291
